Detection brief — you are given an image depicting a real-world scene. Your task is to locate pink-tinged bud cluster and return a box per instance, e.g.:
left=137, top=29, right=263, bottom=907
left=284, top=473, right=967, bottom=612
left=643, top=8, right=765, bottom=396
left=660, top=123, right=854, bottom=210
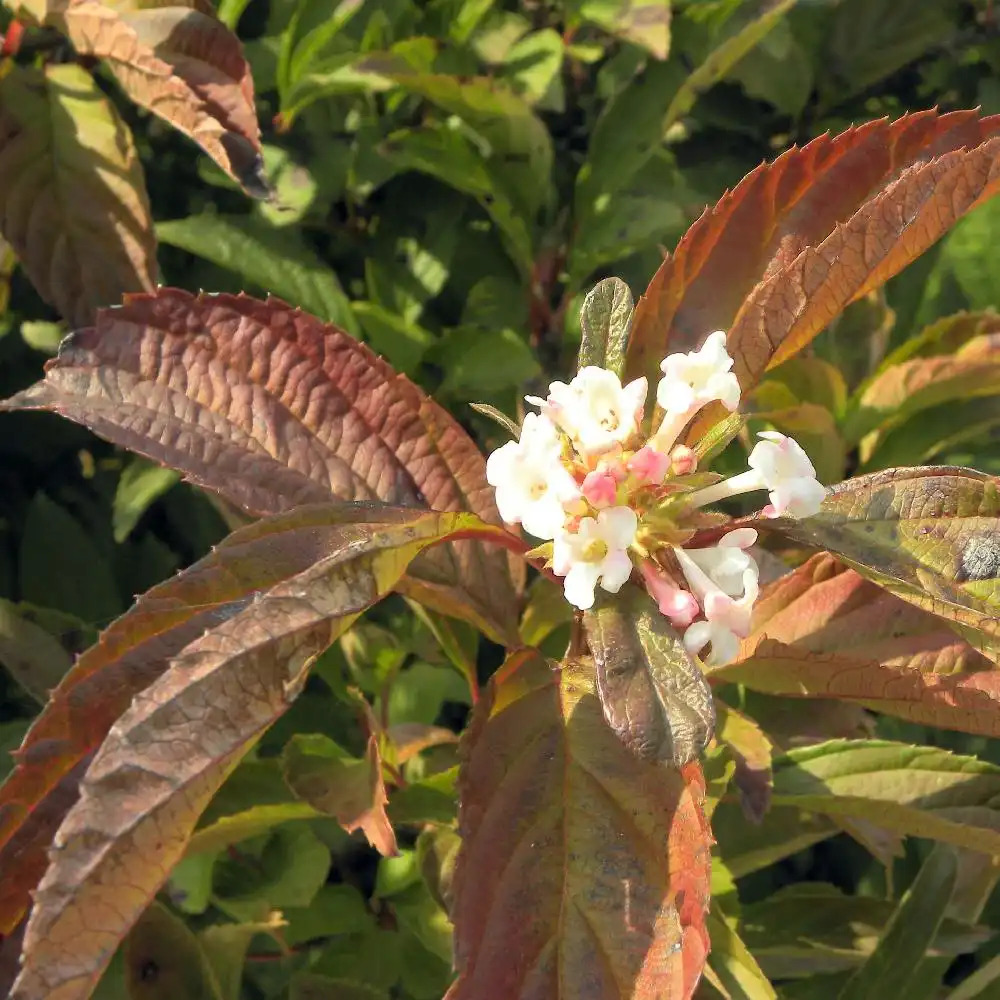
left=485, top=331, right=828, bottom=663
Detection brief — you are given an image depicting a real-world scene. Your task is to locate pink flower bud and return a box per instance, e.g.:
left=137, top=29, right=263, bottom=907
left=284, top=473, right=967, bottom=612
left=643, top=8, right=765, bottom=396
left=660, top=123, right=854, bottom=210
left=670, top=444, right=697, bottom=476
left=627, top=446, right=670, bottom=485
left=598, top=457, right=628, bottom=483
left=640, top=562, right=700, bottom=627
left=582, top=470, right=619, bottom=508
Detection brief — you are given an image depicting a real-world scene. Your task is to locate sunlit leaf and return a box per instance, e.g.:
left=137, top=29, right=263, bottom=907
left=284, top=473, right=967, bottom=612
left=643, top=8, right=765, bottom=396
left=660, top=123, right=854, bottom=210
left=17, top=0, right=266, bottom=190
left=157, top=214, right=356, bottom=329
left=714, top=702, right=773, bottom=823
left=762, top=468, right=1000, bottom=662
left=0, top=63, right=156, bottom=326
left=705, top=901, right=777, bottom=999
left=2, top=289, right=525, bottom=643
left=577, top=276, right=634, bottom=377
left=713, top=553, right=1000, bottom=738
left=625, top=110, right=1000, bottom=413
left=113, top=458, right=180, bottom=543
left=448, top=649, right=712, bottom=999
left=583, top=585, right=715, bottom=766
left=770, top=739, right=1000, bottom=854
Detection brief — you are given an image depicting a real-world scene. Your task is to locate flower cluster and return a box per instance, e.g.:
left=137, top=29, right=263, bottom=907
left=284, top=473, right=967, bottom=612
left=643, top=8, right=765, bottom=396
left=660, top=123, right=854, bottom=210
left=486, top=331, right=827, bottom=666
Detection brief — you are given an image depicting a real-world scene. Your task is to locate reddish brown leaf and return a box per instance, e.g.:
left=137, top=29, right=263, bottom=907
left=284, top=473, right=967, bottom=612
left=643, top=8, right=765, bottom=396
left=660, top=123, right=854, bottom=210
left=625, top=110, right=1000, bottom=405
left=281, top=732, right=397, bottom=857
left=0, top=63, right=156, bottom=326
left=25, top=0, right=264, bottom=189
left=0, top=505, right=513, bottom=938
left=449, top=650, right=712, bottom=1000
left=8, top=508, right=507, bottom=1000
left=712, top=553, right=1000, bottom=737
left=763, top=467, right=1000, bottom=661
left=3, top=289, right=524, bottom=642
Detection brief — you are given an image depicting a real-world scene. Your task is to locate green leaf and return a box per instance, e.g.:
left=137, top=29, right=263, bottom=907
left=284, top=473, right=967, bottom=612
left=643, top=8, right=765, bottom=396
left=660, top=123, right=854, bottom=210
left=0, top=63, right=156, bottom=326
left=123, top=902, right=221, bottom=1000
left=282, top=884, right=374, bottom=946
left=113, top=458, right=180, bottom=543
left=199, top=917, right=284, bottom=1000
left=771, top=740, right=1000, bottom=855
left=213, top=824, right=331, bottom=920
left=374, top=849, right=421, bottom=898
left=706, top=901, right=778, bottom=999
left=663, top=0, right=797, bottom=130
left=387, top=661, right=471, bottom=727
left=818, top=0, right=958, bottom=109
left=290, top=973, right=389, bottom=1000
left=185, top=802, right=322, bottom=857
left=0, top=598, right=73, bottom=704
left=500, top=28, right=565, bottom=110
left=156, top=215, right=357, bottom=331
left=947, top=952, right=1000, bottom=999
left=19, top=492, right=121, bottom=626
left=573, top=0, right=672, bottom=59
left=386, top=766, right=458, bottom=827
left=360, top=66, right=554, bottom=217
left=739, top=883, right=990, bottom=980
left=436, top=327, right=540, bottom=398
left=281, top=732, right=397, bottom=856
left=351, top=301, right=433, bottom=376
left=836, top=846, right=958, bottom=1000
left=576, top=277, right=634, bottom=377
left=377, top=125, right=534, bottom=277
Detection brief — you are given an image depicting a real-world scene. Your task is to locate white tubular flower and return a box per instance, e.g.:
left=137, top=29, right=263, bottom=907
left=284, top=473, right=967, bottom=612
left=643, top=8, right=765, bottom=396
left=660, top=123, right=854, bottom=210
left=652, top=331, right=741, bottom=452
left=485, top=413, right=581, bottom=540
left=529, top=366, right=647, bottom=456
left=685, top=431, right=826, bottom=518
left=683, top=619, right=741, bottom=668
left=553, top=506, right=638, bottom=610
left=673, top=531, right=760, bottom=639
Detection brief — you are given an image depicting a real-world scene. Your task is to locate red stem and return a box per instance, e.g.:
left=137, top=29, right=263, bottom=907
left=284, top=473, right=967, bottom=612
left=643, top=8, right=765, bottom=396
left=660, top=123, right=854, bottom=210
left=1, top=20, right=24, bottom=56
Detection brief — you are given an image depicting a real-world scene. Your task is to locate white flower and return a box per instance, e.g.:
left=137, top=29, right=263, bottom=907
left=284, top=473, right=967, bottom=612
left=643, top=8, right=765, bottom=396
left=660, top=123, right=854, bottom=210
left=651, top=331, right=741, bottom=452
left=684, top=432, right=826, bottom=518
left=748, top=432, right=827, bottom=518
left=683, top=619, right=741, bottom=667
left=679, top=528, right=758, bottom=598
left=656, top=330, right=741, bottom=415
left=553, top=506, right=638, bottom=610
left=486, top=413, right=581, bottom=540
left=673, top=531, right=760, bottom=639
left=529, top=366, right=647, bottom=456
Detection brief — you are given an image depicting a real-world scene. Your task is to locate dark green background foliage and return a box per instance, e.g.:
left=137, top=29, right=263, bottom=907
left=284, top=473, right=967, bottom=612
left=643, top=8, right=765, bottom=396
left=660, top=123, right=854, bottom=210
left=5, top=0, right=1000, bottom=997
